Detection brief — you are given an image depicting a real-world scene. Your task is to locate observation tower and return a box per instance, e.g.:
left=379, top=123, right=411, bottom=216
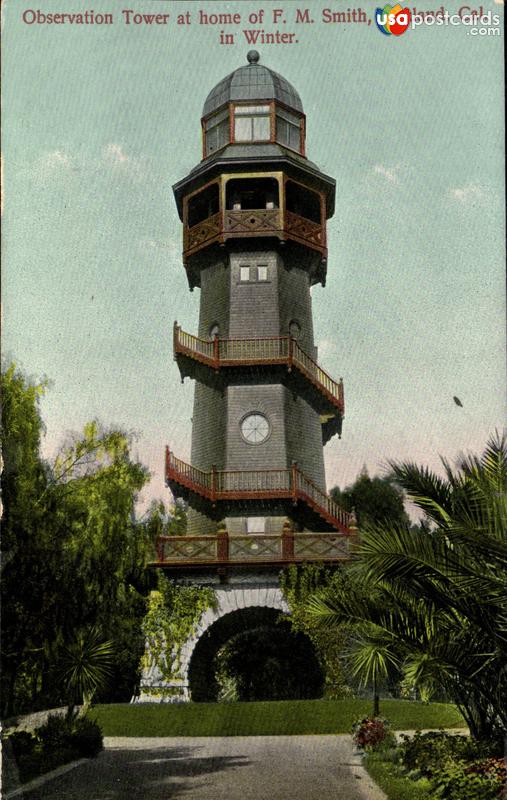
left=140, top=52, right=356, bottom=702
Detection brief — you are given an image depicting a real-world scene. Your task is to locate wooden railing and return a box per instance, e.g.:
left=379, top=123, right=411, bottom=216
left=294, top=469, right=351, bottom=530
left=154, top=530, right=354, bottom=566
left=164, top=450, right=212, bottom=493
left=165, top=448, right=353, bottom=534
left=173, top=324, right=344, bottom=415
left=183, top=208, right=325, bottom=258
left=223, top=208, right=282, bottom=235
left=285, top=210, right=325, bottom=247
left=184, top=211, right=222, bottom=256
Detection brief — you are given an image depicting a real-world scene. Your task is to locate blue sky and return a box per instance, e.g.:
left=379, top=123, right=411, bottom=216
left=3, top=0, right=505, bottom=514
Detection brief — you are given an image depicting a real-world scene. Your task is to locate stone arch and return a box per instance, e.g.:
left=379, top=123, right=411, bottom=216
left=178, top=585, right=289, bottom=691
left=183, top=586, right=324, bottom=702
left=137, top=584, right=290, bottom=703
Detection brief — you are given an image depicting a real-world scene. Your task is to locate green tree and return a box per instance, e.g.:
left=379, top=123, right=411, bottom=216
left=330, top=468, right=410, bottom=528
left=309, top=434, right=507, bottom=740
left=280, top=564, right=350, bottom=698
left=1, top=364, right=50, bottom=714
left=216, top=623, right=324, bottom=702
left=59, top=627, right=114, bottom=717
left=1, top=364, right=152, bottom=715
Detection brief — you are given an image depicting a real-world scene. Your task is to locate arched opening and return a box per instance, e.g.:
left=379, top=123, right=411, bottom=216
left=226, top=178, right=279, bottom=211
left=285, top=180, right=321, bottom=223
left=187, top=183, right=220, bottom=227
left=188, top=606, right=323, bottom=702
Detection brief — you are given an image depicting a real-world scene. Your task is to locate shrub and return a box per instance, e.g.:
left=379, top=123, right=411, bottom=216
left=15, top=751, right=45, bottom=783
left=400, top=731, right=503, bottom=778
left=36, top=714, right=74, bottom=754
left=352, top=716, right=396, bottom=751
left=71, top=716, right=103, bottom=757
left=429, top=757, right=506, bottom=800
left=2, top=713, right=104, bottom=789
left=7, top=730, right=37, bottom=759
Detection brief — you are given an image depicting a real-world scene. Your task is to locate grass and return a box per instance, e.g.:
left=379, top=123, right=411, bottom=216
left=364, top=751, right=433, bottom=800
left=90, top=698, right=464, bottom=737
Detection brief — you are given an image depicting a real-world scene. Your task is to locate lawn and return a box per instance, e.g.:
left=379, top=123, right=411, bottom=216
left=364, top=751, right=433, bottom=800
left=90, top=698, right=464, bottom=737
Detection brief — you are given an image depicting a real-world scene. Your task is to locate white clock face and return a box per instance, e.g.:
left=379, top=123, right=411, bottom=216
left=241, top=413, right=270, bottom=444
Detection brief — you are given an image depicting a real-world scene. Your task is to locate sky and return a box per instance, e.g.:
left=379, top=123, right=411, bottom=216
left=2, top=0, right=505, bottom=516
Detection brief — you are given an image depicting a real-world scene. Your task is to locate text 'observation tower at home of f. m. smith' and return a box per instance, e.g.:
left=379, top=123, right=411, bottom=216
left=141, top=52, right=357, bottom=702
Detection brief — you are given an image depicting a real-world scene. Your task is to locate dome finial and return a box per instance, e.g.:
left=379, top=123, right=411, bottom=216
left=247, top=50, right=260, bottom=65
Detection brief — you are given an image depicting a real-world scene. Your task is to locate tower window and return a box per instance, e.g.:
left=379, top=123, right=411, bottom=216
left=289, top=320, right=301, bottom=340
left=276, top=108, right=302, bottom=152
left=240, top=413, right=270, bottom=444
left=205, top=108, right=229, bottom=155
left=234, top=105, right=271, bottom=142
left=247, top=517, right=266, bottom=533
left=238, top=264, right=270, bottom=283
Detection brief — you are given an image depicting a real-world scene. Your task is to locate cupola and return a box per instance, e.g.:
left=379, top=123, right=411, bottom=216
left=202, top=51, right=306, bottom=158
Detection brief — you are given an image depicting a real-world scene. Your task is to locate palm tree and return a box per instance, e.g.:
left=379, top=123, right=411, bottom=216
left=308, top=433, right=507, bottom=739
left=59, top=626, right=114, bottom=718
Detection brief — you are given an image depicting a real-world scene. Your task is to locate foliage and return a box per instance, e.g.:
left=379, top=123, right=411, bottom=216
left=90, top=698, right=463, bottom=737
left=144, top=498, right=187, bottom=540
left=70, top=716, right=104, bottom=757
left=429, top=758, right=505, bottom=800
left=330, top=468, right=410, bottom=528
left=2, top=714, right=103, bottom=788
left=399, top=731, right=501, bottom=778
left=280, top=564, right=351, bottom=697
left=364, top=750, right=433, bottom=800
left=7, top=730, right=37, bottom=759
left=352, top=715, right=396, bottom=750
left=141, top=571, right=216, bottom=681
left=59, top=627, right=114, bottom=710
left=215, top=623, right=324, bottom=701
left=308, top=434, right=507, bottom=740
left=364, top=732, right=505, bottom=800
left=0, top=363, right=153, bottom=716
left=37, top=714, right=75, bottom=753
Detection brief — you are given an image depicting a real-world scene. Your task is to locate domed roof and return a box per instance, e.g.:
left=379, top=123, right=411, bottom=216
left=202, top=51, right=303, bottom=118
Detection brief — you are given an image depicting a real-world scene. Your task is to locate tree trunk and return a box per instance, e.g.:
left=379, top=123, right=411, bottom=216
left=373, top=677, right=380, bottom=717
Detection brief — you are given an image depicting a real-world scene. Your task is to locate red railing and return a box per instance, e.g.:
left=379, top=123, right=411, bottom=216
left=154, top=530, right=355, bottom=566
left=165, top=448, right=353, bottom=534
left=173, top=324, right=344, bottom=415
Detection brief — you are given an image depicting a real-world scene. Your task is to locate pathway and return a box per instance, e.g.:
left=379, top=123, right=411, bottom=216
left=20, top=735, right=385, bottom=800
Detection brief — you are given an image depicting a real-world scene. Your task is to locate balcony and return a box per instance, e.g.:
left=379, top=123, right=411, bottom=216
left=173, top=325, right=344, bottom=435
left=151, top=530, right=356, bottom=570
left=165, top=448, right=353, bottom=534
left=184, top=207, right=325, bottom=261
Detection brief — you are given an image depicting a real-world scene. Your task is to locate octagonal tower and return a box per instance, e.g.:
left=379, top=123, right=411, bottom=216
left=141, top=53, right=356, bottom=703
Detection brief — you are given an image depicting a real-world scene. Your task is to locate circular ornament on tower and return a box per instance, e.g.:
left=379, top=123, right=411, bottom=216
left=240, top=413, right=270, bottom=444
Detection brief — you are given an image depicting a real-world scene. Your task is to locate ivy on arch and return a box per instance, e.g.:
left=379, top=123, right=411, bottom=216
left=140, top=572, right=216, bottom=682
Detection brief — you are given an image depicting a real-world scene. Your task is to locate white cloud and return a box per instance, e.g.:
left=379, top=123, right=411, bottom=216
left=43, top=150, right=72, bottom=169
left=29, top=150, right=74, bottom=183
left=103, top=143, right=132, bottom=165
left=450, top=184, right=483, bottom=203
left=373, top=164, right=399, bottom=184
left=143, top=237, right=179, bottom=258
left=102, top=143, right=149, bottom=183
left=317, top=338, right=335, bottom=357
